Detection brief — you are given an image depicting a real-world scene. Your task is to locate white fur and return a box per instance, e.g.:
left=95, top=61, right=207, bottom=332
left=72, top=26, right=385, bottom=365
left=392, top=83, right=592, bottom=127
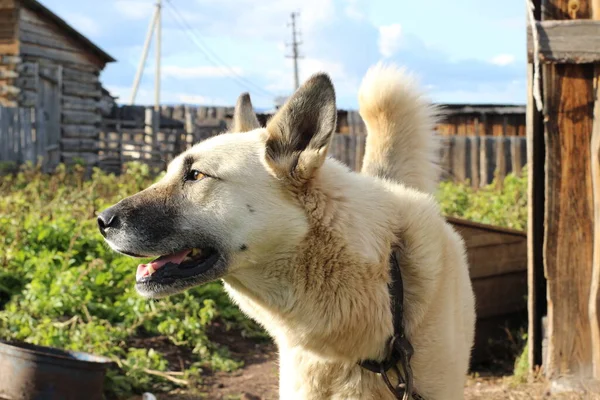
left=113, top=64, right=476, bottom=399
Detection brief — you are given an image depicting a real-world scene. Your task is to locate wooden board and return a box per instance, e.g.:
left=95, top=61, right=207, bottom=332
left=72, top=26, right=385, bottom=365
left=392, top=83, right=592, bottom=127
left=18, top=8, right=103, bottom=68
left=527, top=20, right=600, bottom=63
left=589, top=0, right=600, bottom=381
left=542, top=0, right=596, bottom=379
left=447, top=217, right=528, bottom=319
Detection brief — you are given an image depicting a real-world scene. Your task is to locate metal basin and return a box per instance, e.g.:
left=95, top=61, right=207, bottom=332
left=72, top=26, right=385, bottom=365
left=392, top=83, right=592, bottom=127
left=0, top=340, right=113, bottom=400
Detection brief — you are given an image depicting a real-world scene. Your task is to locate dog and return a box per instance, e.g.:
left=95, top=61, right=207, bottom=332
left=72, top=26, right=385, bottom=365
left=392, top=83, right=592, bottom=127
left=98, top=63, right=476, bottom=399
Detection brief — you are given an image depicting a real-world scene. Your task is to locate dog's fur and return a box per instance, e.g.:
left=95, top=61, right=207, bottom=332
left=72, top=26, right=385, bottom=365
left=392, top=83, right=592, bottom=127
left=100, top=63, right=475, bottom=399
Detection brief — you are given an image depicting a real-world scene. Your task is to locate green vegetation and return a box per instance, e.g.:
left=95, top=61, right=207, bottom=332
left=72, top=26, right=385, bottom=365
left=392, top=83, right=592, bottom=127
left=0, top=162, right=263, bottom=398
left=437, top=168, right=528, bottom=230
left=0, top=162, right=528, bottom=397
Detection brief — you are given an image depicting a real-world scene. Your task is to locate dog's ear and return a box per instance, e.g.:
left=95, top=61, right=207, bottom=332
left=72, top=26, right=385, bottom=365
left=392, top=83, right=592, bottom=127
left=264, top=73, right=337, bottom=184
left=232, top=93, right=260, bottom=132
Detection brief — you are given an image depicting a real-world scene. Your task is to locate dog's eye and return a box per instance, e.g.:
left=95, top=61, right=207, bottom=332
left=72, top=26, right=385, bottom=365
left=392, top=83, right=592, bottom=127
left=185, top=170, right=206, bottom=182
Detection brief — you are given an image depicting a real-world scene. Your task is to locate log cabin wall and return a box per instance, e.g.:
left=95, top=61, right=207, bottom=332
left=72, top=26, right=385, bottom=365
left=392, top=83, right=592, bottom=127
left=0, top=0, right=20, bottom=107
left=0, top=0, right=114, bottom=170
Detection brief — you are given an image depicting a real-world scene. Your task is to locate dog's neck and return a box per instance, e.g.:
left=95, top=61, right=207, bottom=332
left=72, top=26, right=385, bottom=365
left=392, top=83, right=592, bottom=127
left=224, top=164, right=403, bottom=362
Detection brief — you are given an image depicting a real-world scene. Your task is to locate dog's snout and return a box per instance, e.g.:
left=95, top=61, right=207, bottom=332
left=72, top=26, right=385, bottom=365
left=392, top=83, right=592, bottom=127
left=97, top=208, right=119, bottom=237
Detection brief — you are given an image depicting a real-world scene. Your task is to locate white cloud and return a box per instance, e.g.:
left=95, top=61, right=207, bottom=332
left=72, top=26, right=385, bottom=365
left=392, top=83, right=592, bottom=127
left=114, top=0, right=154, bottom=20
left=63, top=13, right=102, bottom=38
left=160, top=65, right=244, bottom=79
left=432, top=79, right=526, bottom=104
left=265, top=57, right=358, bottom=103
left=344, top=0, right=365, bottom=20
left=489, top=54, right=516, bottom=66
left=378, top=24, right=403, bottom=58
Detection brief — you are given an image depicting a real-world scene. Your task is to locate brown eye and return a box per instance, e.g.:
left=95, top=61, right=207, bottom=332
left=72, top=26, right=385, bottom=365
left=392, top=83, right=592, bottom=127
left=186, top=170, right=206, bottom=181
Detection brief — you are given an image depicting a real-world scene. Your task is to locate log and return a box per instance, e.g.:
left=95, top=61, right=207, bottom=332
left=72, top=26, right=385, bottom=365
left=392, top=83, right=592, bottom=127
left=61, top=138, right=99, bottom=152
left=62, top=81, right=100, bottom=98
left=62, top=124, right=98, bottom=139
left=542, top=0, right=596, bottom=380
left=62, top=110, right=101, bottom=125
left=527, top=20, right=600, bottom=63
left=62, top=95, right=98, bottom=112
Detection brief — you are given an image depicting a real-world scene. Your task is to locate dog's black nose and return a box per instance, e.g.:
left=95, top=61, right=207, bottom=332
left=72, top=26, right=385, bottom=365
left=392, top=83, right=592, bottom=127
left=97, top=208, right=118, bottom=237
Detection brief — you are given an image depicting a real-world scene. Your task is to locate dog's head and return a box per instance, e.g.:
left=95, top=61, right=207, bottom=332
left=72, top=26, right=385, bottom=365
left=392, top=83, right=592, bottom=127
left=98, top=74, right=337, bottom=298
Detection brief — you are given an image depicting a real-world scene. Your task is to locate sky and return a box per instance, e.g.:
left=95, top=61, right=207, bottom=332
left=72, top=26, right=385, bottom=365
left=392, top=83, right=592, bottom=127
left=42, top=0, right=527, bottom=110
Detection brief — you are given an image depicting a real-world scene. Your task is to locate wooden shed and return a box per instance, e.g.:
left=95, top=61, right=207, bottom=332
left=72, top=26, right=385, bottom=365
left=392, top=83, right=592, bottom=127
left=0, top=0, right=115, bottom=169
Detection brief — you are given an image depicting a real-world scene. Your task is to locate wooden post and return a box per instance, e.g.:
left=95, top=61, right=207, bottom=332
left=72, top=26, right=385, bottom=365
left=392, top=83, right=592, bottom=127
left=529, top=0, right=598, bottom=386
left=589, top=0, right=600, bottom=381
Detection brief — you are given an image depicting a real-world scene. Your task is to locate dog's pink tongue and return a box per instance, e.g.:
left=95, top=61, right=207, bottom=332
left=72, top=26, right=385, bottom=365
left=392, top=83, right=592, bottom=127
left=136, top=249, right=190, bottom=281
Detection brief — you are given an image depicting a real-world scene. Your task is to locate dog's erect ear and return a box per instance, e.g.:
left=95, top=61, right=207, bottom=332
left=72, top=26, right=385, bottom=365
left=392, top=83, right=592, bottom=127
left=264, top=73, right=337, bottom=184
left=232, top=93, right=260, bottom=132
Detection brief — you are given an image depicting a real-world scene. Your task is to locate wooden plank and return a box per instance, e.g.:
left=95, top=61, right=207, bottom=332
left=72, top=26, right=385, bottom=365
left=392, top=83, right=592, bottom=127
left=511, top=137, right=522, bottom=176
left=543, top=0, right=596, bottom=380
left=61, top=124, right=98, bottom=139
left=471, top=272, right=528, bottom=319
left=16, top=76, right=36, bottom=91
left=452, top=136, right=467, bottom=182
left=62, top=95, right=98, bottom=112
left=62, top=81, right=100, bottom=98
left=19, top=43, right=97, bottom=69
left=0, top=69, right=16, bottom=78
left=591, top=63, right=600, bottom=379
left=62, top=67, right=99, bottom=84
left=19, top=26, right=82, bottom=54
left=0, top=84, right=19, bottom=98
left=467, top=241, right=527, bottom=280
left=62, top=110, right=101, bottom=125
left=470, top=134, right=481, bottom=188
left=0, top=55, right=20, bottom=64
left=589, top=0, right=600, bottom=379
left=527, top=20, right=600, bottom=63
left=441, top=105, right=526, bottom=116
left=447, top=216, right=527, bottom=237
left=60, top=138, right=98, bottom=152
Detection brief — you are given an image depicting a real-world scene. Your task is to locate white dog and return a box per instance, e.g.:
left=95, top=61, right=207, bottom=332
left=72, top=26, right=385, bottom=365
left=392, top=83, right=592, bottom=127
left=99, top=63, right=476, bottom=399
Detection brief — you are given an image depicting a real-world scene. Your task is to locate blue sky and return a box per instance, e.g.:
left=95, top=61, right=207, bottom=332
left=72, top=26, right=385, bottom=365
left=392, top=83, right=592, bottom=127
left=43, top=0, right=526, bottom=109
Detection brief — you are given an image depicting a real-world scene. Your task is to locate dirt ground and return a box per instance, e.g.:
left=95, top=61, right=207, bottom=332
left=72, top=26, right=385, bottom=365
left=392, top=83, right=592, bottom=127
left=130, top=328, right=600, bottom=400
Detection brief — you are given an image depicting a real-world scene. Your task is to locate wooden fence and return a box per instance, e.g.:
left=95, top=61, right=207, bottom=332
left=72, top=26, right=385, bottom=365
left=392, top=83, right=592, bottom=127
left=98, top=108, right=226, bottom=174
left=96, top=107, right=527, bottom=187
left=439, top=136, right=528, bottom=187
left=0, top=104, right=528, bottom=186
left=0, top=105, right=59, bottom=171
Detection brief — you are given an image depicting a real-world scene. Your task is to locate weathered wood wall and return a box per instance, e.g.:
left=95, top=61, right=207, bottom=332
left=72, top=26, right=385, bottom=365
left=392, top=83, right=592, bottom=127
left=436, top=106, right=526, bottom=137
left=0, top=106, right=58, bottom=170
left=95, top=106, right=527, bottom=186
left=0, top=0, right=19, bottom=107
left=527, top=0, right=600, bottom=389
left=16, top=5, right=105, bottom=167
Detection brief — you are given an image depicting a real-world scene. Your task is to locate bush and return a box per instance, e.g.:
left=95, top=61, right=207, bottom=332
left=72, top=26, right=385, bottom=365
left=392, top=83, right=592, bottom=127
left=437, top=168, right=528, bottom=230
left=0, top=162, right=257, bottom=398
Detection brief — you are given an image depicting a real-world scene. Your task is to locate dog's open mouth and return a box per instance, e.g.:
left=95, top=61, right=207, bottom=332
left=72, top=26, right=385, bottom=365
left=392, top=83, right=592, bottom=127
left=135, top=247, right=220, bottom=284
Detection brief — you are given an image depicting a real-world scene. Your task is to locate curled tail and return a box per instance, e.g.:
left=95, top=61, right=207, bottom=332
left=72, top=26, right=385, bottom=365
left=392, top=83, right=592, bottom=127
left=358, top=63, right=440, bottom=195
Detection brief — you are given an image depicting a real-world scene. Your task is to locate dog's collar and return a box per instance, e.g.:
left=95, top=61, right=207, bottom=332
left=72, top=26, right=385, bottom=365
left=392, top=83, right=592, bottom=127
left=358, top=250, right=424, bottom=400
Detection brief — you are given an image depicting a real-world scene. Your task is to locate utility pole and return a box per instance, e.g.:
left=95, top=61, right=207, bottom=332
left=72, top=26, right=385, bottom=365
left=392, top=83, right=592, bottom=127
left=154, top=0, right=161, bottom=110
left=286, top=12, right=302, bottom=90
left=129, top=0, right=162, bottom=108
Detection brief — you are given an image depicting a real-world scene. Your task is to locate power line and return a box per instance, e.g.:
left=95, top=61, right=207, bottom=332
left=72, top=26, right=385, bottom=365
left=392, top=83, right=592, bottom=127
left=164, top=0, right=276, bottom=99
left=286, top=12, right=303, bottom=91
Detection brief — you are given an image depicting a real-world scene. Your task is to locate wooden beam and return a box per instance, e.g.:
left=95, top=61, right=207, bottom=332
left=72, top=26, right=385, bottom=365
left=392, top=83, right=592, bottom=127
left=527, top=60, right=547, bottom=370
left=588, top=0, right=600, bottom=381
left=542, top=0, right=596, bottom=382
left=527, top=20, right=600, bottom=63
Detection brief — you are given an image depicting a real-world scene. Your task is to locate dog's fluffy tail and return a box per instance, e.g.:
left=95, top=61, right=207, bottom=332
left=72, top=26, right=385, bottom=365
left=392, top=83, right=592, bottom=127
left=358, top=63, right=440, bottom=195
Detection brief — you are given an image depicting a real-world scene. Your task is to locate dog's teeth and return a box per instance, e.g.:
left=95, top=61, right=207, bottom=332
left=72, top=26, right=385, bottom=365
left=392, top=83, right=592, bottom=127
left=147, top=265, right=155, bottom=275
